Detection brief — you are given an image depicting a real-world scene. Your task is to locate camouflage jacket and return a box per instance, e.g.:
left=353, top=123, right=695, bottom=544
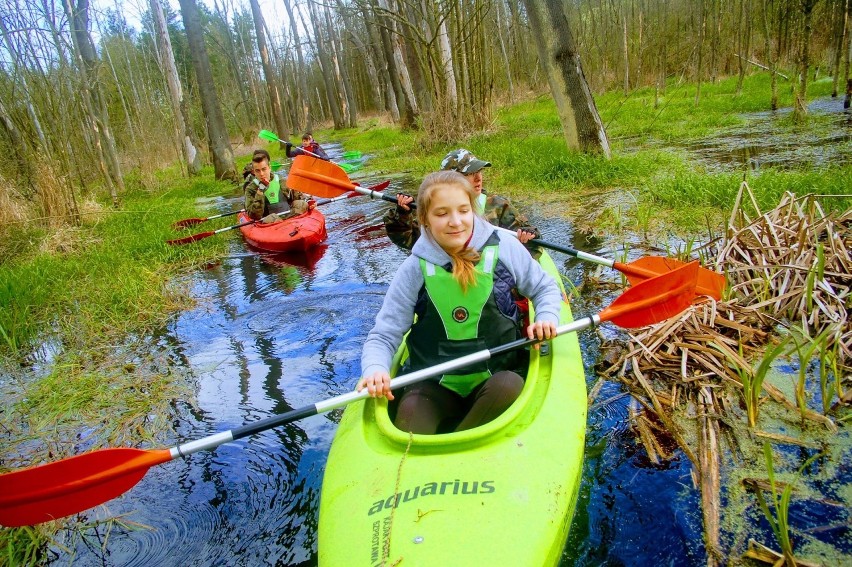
left=383, top=191, right=540, bottom=252
left=243, top=172, right=305, bottom=220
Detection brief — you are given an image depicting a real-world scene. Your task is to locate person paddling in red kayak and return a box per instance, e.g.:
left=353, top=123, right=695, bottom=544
left=357, top=171, right=561, bottom=435
left=285, top=132, right=330, bottom=161
left=384, top=149, right=540, bottom=255
left=244, top=149, right=309, bottom=223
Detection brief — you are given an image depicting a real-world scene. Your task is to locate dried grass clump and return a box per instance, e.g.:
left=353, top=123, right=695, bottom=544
left=598, top=182, right=851, bottom=565
left=0, top=173, right=28, bottom=225
left=721, top=183, right=851, bottom=370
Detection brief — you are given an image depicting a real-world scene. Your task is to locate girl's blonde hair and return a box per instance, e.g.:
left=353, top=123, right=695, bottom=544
left=417, top=171, right=481, bottom=291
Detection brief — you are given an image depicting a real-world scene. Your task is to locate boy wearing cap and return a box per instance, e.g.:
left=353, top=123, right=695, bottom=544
left=383, top=148, right=540, bottom=252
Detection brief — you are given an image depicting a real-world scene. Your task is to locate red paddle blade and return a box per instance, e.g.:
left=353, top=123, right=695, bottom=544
left=172, top=218, right=205, bottom=228
left=166, top=231, right=215, bottom=246
left=615, top=256, right=725, bottom=300
left=287, top=155, right=355, bottom=198
left=363, top=180, right=390, bottom=192
left=600, top=260, right=698, bottom=328
left=0, top=447, right=172, bottom=527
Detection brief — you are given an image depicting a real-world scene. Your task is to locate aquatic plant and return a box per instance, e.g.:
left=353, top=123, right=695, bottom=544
left=817, top=337, right=841, bottom=416
left=789, top=326, right=839, bottom=420
left=752, top=443, right=821, bottom=566
left=719, top=337, right=790, bottom=428
left=0, top=525, right=50, bottom=566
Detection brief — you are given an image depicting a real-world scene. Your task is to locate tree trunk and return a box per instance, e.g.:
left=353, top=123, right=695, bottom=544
left=521, top=0, right=610, bottom=156
left=371, top=0, right=415, bottom=126
left=337, top=0, right=383, bottom=113
left=377, top=0, right=419, bottom=122
left=359, top=1, right=398, bottom=119
left=284, top=0, right=312, bottom=131
left=149, top=0, right=201, bottom=175
left=324, top=3, right=358, bottom=127
left=763, top=0, right=781, bottom=110
left=794, top=0, right=818, bottom=121
left=494, top=1, right=513, bottom=103
left=0, top=97, right=35, bottom=188
left=0, top=16, right=49, bottom=152
left=622, top=5, right=629, bottom=94
left=249, top=0, right=289, bottom=145
left=178, top=0, right=236, bottom=180
left=213, top=0, right=254, bottom=129
left=832, top=0, right=849, bottom=97
left=62, top=0, right=125, bottom=207
left=845, top=0, right=852, bottom=106
left=306, top=0, right=345, bottom=129
left=695, top=0, right=706, bottom=105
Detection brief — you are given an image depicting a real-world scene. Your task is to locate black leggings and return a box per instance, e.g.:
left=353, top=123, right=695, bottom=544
left=393, top=371, right=524, bottom=435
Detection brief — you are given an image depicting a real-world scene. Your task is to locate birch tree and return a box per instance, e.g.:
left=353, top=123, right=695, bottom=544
left=521, top=0, right=610, bottom=156
left=63, top=0, right=126, bottom=206
left=149, top=0, right=201, bottom=175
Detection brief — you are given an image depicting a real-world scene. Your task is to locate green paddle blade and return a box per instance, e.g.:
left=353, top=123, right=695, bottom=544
left=341, top=150, right=362, bottom=160
left=258, top=129, right=281, bottom=143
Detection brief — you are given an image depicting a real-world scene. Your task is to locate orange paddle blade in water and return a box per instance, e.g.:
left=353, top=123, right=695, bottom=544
left=0, top=448, right=173, bottom=527
left=601, top=260, right=699, bottom=328
left=614, top=256, right=725, bottom=300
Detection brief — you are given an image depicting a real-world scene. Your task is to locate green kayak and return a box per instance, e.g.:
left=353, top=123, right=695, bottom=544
left=318, top=251, right=587, bottom=566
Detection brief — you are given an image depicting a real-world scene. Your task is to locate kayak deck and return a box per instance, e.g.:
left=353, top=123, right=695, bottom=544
left=318, top=251, right=587, bottom=566
left=237, top=210, right=327, bottom=253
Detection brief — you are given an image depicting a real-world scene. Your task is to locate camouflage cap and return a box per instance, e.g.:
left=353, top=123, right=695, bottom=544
left=440, top=149, right=491, bottom=175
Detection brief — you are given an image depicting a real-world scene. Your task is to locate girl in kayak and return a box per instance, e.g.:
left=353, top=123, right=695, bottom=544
left=358, top=170, right=561, bottom=434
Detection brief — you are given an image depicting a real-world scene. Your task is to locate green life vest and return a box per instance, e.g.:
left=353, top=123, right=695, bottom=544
left=264, top=175, right=282, bottom=204
left=408, top=244, right=519, bottom=396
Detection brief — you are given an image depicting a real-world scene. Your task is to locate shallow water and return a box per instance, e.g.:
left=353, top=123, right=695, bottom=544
left=651, top=95, right=852, bottom=173
left=45, top=144, right=848, bottom=565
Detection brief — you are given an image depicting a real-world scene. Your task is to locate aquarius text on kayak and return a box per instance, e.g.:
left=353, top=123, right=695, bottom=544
left=368, top=479, right=495, bottom=515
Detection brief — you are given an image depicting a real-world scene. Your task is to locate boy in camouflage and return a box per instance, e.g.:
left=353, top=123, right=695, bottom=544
left=383, top=149, right=540, bottom=253
left=243, top=149, right=308, bottom=223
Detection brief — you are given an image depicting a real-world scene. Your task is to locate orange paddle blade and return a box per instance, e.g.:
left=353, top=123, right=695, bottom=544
left=173, top=217, right=206, bottom=228
left=615, top=256, right=726, bottom=300
left=166, top=230, right=215, bottom=245
left=0, top=447, right=172, bottom=527
left=600, top=260, right=698, bottom=328
left=286, top=155, right=355, bottom=198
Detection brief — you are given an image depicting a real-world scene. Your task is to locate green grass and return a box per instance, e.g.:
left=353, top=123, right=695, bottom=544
left=0, top=165, right=235, bottom=359
left=319, top=71, right=849, bottom=236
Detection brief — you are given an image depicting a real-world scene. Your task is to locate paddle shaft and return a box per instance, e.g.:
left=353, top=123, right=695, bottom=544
left=1, top=312, right=604, bottom=517
left=359, top=188, right=612, bottom=263
left=353, top=185, right=722, bottom=296
left=168, top=316, right=599, bottom=458
left=261, top=130, right=329, bottom=162
left=193, top=208, right=245, bottom=222
left=157, top=257, right=697, bottom=454
left=0, top=258, right=696, bottom=527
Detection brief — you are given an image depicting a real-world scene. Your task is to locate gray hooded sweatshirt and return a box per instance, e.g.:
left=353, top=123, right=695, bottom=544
left=361, top=215, right=562, bottom=380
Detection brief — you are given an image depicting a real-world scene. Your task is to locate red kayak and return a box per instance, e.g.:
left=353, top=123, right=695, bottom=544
left=237, top=210, right=327, bottom=253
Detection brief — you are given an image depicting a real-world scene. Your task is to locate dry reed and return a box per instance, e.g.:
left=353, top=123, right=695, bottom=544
left=599, top=182, right=851, bottom=565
